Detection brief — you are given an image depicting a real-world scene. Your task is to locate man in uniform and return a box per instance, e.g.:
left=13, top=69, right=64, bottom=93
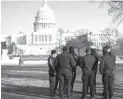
left=57, top=46, right=76, bottom=99
left=101, top=45, right=116, bottom=96
left=80, top=48, right=96, bottom=99
left=90, top=45, right=99, bottom=93
left=100, top=46, right=116, bottom=99
left=69, top=46, right=78, bottom=93
left=48, top=50, right=57, bottom=97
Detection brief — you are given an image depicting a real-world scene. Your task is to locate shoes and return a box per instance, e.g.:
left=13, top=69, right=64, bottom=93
left=60, top=98, right=65, bottom=99
left=81, top=95, right=87, bottom=99
left=68, top=93, right=73, bottom=96
left=50, top=94, right=56, bottom=97
left=60, top=96, right=65, bottom=99
left=91, top=96, right=95, bottom=99
left=50, top=93, right=56, bottom=97
left=109, top=96, right=114, bottom=99
left=64, top=94, right=67, bottom=97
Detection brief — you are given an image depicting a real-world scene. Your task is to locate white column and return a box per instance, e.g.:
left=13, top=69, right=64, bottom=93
left=37, top=35, right=38, bottom=43
left=33, top=35, right=35, bottom=43
left=43, top=23, right=44, bottom=28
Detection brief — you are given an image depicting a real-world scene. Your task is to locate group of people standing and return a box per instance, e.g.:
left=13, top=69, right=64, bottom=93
left=48, top=45, right=116, bottom=99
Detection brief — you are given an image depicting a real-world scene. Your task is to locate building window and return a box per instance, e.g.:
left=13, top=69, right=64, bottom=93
left=45, top=35, right=47, bottom=41
left=49, top=35, right=52, bottom=41
left=35, top=35, right=37, bottom=42
left=42, top=35, right=44, bottom=42
left=42, top=23, right=44, bottom=28
left=39, top=35, right=41, bottom=41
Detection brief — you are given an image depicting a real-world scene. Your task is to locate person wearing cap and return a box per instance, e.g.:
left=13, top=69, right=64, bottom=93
left=57, top=46, right=76, bottom=99
left=101, top=45, right=116, bottom=96
left=64, top=46, right=81, bottom=95
left=48, top=50, right=57, bottom=97
left=99, top=46, right=116, bottom=99
left=90, top=45, right=99, bottom=93
left=80, top=47, right=96, bottom=99
left=105, top=45, right=116, bottom=61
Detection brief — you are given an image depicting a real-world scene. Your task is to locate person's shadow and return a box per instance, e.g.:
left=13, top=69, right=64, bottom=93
left=1, top=84, right=86, bottom=99
left=2, top=84, right=59, bottom=99
left=2, top=84, right=107, bottom=99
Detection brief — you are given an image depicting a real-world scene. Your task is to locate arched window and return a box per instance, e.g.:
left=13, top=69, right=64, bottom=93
left=42, top=35, right=44, bottom=42
left=42, top=23, right=43, bottom=28
left=48, top=23, right=50, bottom=27
left=45, top=35, right=47, bottom=41
left=49, top=35, right=52, bottom=41
left=35, top=35, right=37, bottom=42
left=39, top=35, right=41, bottom=42
left=41, top=23, right=43, bottom=28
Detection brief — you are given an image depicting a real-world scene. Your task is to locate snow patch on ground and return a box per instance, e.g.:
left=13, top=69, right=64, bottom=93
left=4, top=70, right=48, bottom=74
left=1, top=58, right=48, bottom=65
left=2, top=77, right=49, bottom=87
left=1, top=56, right=123, bottom=65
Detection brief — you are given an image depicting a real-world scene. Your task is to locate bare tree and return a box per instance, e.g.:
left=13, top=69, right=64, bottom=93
left=100, top=27, right=120, bottom=47
left=66, top=30, right=93, bottom=49
left=100, top=0, right=123, bottom=26
left=117, top=38, right=123, bottom=51
left=90, top=1, right=123, bottom=26
left=112, top=37, right=123, bottom=55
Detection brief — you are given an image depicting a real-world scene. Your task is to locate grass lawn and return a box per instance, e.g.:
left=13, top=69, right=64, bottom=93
left=1, top=63, right=123, bottom=99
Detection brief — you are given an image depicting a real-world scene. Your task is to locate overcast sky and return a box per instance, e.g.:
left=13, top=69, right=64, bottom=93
left=1, top=1, right=123, bottom=35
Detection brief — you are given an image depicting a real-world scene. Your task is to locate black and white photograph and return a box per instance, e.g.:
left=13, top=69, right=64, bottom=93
left=1, top=0, right=123, bottom=99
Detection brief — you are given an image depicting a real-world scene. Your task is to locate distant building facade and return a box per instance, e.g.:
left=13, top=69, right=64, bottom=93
left=16, top=31, right=27, bottom=45
left=2, top=0, right=117, bottom=55
left=6, top=35, right=11, bottom=47
left=4, top=0, right=57, bottom=55
left=30, top=0, right=57, bottom=53
left=88, top=32, right=116, bottom=49
left=61, top=31, right=116, bottom=50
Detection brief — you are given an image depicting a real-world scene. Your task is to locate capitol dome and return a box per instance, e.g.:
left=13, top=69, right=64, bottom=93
left=35, top=0, right=56, bottom=24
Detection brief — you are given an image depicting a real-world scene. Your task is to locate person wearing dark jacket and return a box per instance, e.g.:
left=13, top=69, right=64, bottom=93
left=90, top=45, right=99, bottom=93
left=48, top=50, right=57, bottom=97
left=80, top=48, right=96, bottom=99
left=69, top=46, right=78, bottom=93
left=100, top=46, right=116, bottom=99
left=57, top=46, right=76, bottom=99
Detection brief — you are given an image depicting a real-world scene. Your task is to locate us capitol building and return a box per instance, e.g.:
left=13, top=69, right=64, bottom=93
left=6, top=0, right=57, bottom=55
left=4, top=0, right=117, bottom=55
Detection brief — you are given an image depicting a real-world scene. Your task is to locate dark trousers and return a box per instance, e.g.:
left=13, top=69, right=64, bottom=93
left=64, top=70, right=76, bottom=94
left=71, top=69, right=76, bottom=92
left=82, top=69, right=95, bottom=98
left=63, top=79, right=67, bottom=95
left=102, top=74, right=104, bottom=95
left=93, top=70, right=97, bottom=92
left=55, top=74, right=59, bottom=91
left=103, top=70, right=114, bottom=99
left=59, top=69, right=72, bottom=99
left=87, top=69, right=97, bottom=93
left=49, top=73, right=58, bottom=96
left=94, top=70, right=97, bottom=85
